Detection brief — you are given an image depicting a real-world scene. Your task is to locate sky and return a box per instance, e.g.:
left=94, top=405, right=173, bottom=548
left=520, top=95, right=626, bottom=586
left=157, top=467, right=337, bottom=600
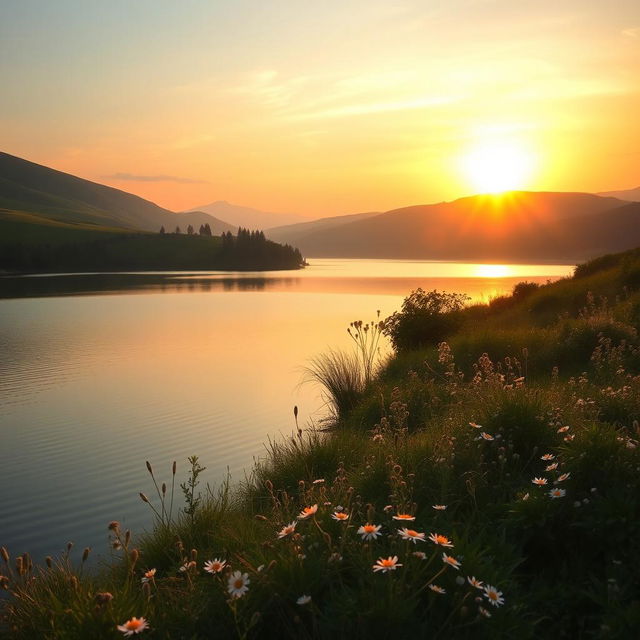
left=1, top=0, right=639, bottom=217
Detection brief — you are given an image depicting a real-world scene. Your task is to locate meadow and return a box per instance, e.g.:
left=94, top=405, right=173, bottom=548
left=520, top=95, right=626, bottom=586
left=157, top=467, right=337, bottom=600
left=2, top=247, right=640, bottom=638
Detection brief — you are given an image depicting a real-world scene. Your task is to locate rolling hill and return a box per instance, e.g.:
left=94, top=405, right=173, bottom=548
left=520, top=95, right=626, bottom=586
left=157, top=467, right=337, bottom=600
left=269, top=191, right=638, bottom=261
left=0, top=152, right=234, bottom=234
left=597, top=186, right=640, bottom=202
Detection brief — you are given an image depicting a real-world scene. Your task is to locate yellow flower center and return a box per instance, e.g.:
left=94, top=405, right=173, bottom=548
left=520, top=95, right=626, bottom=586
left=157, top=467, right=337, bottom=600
left=407, top=530, right=418, bottom=537
left=382, top=559, right=394, bottom=566
left=488, top=591, right=498, bottom=600
left=126, top=619, right=142, bottom=630
left=364, top=525, right=375, bottom=532
left=234, top=579, right=244, bottom=589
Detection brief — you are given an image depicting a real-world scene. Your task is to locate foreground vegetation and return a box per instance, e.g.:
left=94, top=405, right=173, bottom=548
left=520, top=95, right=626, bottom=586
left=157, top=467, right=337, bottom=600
left=0, top=211, right=304, bottom=272
left=3, top=248, right=640, bottom=638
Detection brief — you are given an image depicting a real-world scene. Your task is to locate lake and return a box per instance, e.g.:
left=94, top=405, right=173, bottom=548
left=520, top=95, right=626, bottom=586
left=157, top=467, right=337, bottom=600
left=0, top=259, right=573, bottom=563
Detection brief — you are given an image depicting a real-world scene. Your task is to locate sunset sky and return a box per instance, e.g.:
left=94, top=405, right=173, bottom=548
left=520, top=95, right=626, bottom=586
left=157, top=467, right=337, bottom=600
left=1, top=0, right=639, bottom=217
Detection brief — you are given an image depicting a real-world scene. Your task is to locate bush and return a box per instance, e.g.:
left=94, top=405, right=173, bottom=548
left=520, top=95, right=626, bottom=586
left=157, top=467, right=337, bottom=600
left=383, top=289, right=469, bottom=352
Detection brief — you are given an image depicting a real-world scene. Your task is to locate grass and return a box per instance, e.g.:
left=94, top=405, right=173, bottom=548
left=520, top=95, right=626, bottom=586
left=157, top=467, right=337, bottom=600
left=2, top=248, right=640, bottom=638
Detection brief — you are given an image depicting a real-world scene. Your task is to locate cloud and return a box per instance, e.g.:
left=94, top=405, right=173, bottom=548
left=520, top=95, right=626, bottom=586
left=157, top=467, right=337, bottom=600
left=622, top=27, right=640, bottom=39
left=103, top=173, right=207, bottom=184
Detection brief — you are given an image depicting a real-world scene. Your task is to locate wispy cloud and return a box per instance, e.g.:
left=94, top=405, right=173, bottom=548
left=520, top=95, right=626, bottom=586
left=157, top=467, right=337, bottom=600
left=622, top=26, right=640, bottom=38
left=103, top=173, right=208, bottom=184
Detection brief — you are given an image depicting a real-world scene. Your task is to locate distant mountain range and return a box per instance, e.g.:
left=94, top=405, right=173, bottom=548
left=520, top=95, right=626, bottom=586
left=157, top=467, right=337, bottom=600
left=266, top=192, right=640, bottom=262
left=2, top=151, right=640, bottom=264
left=597, top=186, right=640, bottom=202
left=185, top=200, right=306, bottom=230
left=0, top=152, right=234, bottom=234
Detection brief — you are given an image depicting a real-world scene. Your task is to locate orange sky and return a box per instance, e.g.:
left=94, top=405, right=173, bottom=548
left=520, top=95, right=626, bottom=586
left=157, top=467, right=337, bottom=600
left=1, top=1, right=639, bottom=217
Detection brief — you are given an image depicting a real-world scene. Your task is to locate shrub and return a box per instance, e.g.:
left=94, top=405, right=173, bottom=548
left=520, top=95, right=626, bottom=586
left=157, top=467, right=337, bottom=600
left=383, top=289, right=470, bottom=352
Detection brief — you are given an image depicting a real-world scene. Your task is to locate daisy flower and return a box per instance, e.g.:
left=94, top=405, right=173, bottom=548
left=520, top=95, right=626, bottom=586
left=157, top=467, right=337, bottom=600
left=117, top=617, right=148, bottom=636
left=522, top=493, right=530, bottom=501
left=432, top=504, right=447, bottom=511
left=296, top=595, right=312, bottom=605
left=428, top=533, right=453, bottom=548
left=428, top=584, right=446, bottom=594
left=469, top=422, right=482, bottom=429
left=556, top=472, right=571, bottom=482
left=298, top=504, right=318, bottom=519
left=557, top=426, right=570, bottom=433
left=398, top=528, right=426, bottom=544
left=531, top=477, right=547, bottom=486
left=179, top=561, right=196, bottom=572
left=545, top=462, right=559, bottom=471
left=442, top=553, right=462, bottom=570
left=227, top=571, right=250, bottom=599
left=392, top=513, right=415, bottom=521
left=540, top=453, right=555, bottom=461
left=478, top=606, right=492, bottom=618
left=277, top=522, right=297, bottom=539
left=480, top=432, right=494, bottom=441
left=312, top=478, right=324, bottom=485
left=357, top=523, right=382, bottom=541
left=483, top=584, right=505, bottom=607
left=372, top=556, right=402, bottom=573
left=564, top=434, right=575, bottom=442
left=548, top=488, right=566, bottom=499
left=467, top=576, right=484, bottom=589
left=204, top=559, right=226, bottom=574
left=331, top=511, right=349, bottom=521
left=413, top=551, right=427, bottom=560
left=141, top=568, right=156, bottom=583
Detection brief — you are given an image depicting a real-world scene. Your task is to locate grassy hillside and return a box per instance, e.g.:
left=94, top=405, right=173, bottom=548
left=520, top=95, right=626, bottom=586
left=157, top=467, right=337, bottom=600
left=0, top=152, right=234, bottom=234
left=272, top=191, right=638, bottom=261
left=0, top=211, right=303, bottom=273
left=2, top=246, right=640, bottom=638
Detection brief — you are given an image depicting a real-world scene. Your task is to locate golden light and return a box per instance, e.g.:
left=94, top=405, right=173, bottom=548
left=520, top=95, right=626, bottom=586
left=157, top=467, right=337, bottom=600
left=474, top=264, right=512, bottom=278
left=462, top=142, right=535, bottom=194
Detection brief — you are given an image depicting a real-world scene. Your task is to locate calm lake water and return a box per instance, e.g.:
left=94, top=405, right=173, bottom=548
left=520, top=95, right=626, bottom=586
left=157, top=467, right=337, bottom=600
left=0, top=259, right=573, bottom=563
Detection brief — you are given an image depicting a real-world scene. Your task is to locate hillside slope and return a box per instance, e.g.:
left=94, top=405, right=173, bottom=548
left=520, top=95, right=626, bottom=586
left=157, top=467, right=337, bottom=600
left=0, top=152, right=234, bottom=234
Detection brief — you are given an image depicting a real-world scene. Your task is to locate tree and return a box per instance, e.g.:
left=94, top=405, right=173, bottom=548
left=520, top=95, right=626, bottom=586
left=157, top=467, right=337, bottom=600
left=175, top=226, right=181, bottom=234
left=159, top=226, right=165, bottom=234
left=383, top=289, right=470, bottom=352
left=187, top=224, right=194, bottom=235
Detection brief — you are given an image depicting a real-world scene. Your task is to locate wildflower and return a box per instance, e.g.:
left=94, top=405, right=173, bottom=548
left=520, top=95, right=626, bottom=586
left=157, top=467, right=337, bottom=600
left=328, top=552, right=343, bottom=563
left=392, top=513, right=415, bottom=521
left=413, top=551, right=427, bottom=560
left=480, top=432, right=494, bottom=441
left=483, top=584, right=505, bottom=607
left=467, top=576, right=484, bottom=589
left=398, top=528, right=426, bottom=544
left=141, top=568, right=156, bottom=583
left=428, top=584, right=446, bottom=594
left=442, top=553, right=462, bottom=570
left=372, top=433, right=384, bottom=442
left=312, top=479, right=324, bottom=485
left=94, top=592, right=113, bottom=605
left=478, top=606, right=492, bottom=618
left=277, top=522, right=297, bottom=539
left=428, top=533, right=454, bottom=548
left=358, top=524, right=382, bottom=541
left=522, top=493, right=530, bottom=501
left=531, top=477, right=548, bottom=486
left=548, top=488, right=566, bottom=499
left=557, top=426, right=570, bottom=433
left=297, top=594, right=312, bottom=605
left=179, top=561, right=196, bottom=572
left=556, top=472, right=571, bottom=482
left=545, top=462, right=559, bottom=471
left=331, top=511, right=349, bottom=521
left=564, top=435, right=575, bottom=442
left=383, top=504, right=394, bottom=513
left=432, top=504, right=447, bottom=511
left=298, top=504, right=318, bottom=519
left=469, top=422, right=482, bottom=429
left=372, top=556, right=402, bottom=573
left=541, top=454, right=555, bottom=461
left=227, top=571, right=250, bottom=598
left=204, top=559, right=226, bottom=574
left=117, top=617, right=148, bottom=636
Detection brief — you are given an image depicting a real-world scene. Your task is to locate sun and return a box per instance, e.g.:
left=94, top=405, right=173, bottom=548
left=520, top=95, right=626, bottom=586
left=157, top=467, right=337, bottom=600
left=462, top=142, right=535, bottom=194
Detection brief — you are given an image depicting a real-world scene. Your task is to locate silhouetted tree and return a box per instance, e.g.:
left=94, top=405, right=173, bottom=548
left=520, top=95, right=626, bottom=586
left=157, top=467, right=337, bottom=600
left=175, top=226, right=181, bottom=234
left=187, top=224, right=194, bottom=235
left=159, top=225, right=165, bottom=234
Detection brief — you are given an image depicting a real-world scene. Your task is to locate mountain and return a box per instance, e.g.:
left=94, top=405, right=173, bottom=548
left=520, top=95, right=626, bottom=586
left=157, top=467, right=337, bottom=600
left=597, top=186, right=640, bottom=202
left=271, top=191, right=637, bottom=261
left=185, top=200, right=306, bottom=230
left=0, top=152, right=234, bottom=234
left=266, top=211, right=381, bottom=245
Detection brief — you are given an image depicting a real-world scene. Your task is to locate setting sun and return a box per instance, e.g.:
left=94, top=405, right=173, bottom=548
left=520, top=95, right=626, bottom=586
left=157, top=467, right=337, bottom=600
left=462, top=142, right=536, bottom=194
